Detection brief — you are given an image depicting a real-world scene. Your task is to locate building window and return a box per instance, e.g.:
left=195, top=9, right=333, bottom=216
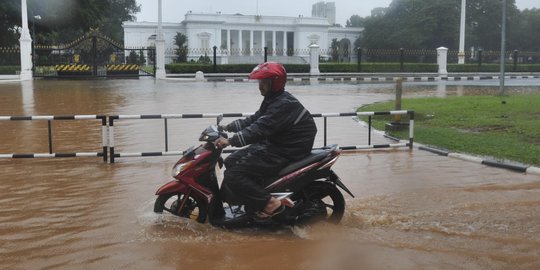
left=197, top=32, right=211, bottom=54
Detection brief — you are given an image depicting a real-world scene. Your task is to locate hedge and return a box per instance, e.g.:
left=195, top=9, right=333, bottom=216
left=165, top=63, right=309, bottom=74
left=448, top=64, right=540, bottom=72
left=165, top=63, right=439, bottom=74
left=320, top=63, right=438, bottom=73
left=0, top=66, right=20, bottom=75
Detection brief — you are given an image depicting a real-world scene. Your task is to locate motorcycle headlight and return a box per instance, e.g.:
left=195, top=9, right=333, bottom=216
left=171, top=161, right=193, bottom=178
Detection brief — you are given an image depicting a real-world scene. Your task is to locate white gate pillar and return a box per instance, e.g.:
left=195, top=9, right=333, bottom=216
left=437, top=47, right=448, bottom=76
left=309, top=44, right=320, bottom=76
left=19, top=0, right=33, bottom=80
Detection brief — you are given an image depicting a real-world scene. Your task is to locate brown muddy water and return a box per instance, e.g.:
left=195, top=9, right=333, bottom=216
left=1, top=79, right=539, bottom=270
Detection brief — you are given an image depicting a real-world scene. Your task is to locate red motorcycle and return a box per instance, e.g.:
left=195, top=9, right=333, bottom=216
left=153, top=118, right=354, bottom=228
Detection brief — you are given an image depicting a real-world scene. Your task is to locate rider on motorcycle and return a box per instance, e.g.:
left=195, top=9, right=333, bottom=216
left=215, top=62, right=317, bottom=220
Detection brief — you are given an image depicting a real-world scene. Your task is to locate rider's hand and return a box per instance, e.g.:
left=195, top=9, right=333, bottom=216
left=215, top=137, right=230, bottom=148
left=219, top=125, right=229, bottom=132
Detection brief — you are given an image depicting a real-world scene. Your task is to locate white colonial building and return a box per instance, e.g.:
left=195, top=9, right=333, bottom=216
left=123, top=12, right=362, bottom=64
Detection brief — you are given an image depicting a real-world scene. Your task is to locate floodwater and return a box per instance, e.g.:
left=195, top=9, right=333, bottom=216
left=1, top=78, right=539, bottom=270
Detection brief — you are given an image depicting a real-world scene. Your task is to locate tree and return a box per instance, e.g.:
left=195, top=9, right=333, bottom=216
left=127, top=51, right=139, bottom=64
left=359, top=0, right=521, bottom=50
left=197, top=54, right=212, bottom=64
left=0, top=0, right=139, bottom=46
left=346, top=15, right=365, bottom=27
left=174, top=32, right=188, bottom=62
left=1, top=0, right=25, bottom=46
left=512, top=8, right=540, bottom=51
left=466, top=0, right=520, bottom=50
left=330, top=39, right=339, bottom=62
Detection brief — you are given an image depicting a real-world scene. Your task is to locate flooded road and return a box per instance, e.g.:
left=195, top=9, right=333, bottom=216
left=1, top=79, right=539, bottom=269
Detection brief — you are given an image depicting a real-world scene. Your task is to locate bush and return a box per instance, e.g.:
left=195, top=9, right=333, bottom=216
left=0, top=65, right=19, bottom=75
left=448, top=64, right=540, bottom=72
left=197, top=54, right=212, bottom=64
left=320, top=63, right=437, bottom=73
left=165, top=63, right=310, bottom=74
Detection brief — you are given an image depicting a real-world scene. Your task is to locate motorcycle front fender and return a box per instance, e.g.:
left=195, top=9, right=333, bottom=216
left=155, top=180, right=213, bottom=204
left=155, top=180, right=190, bottom=195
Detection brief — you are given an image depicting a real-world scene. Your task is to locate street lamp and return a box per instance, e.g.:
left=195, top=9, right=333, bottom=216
left=500, top=0, right=507, bottom=96
left=458, top=0, right=466, bottom=64
left=32, top=15, right=41, bottom=64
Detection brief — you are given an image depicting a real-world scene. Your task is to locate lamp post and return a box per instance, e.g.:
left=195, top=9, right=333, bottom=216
left=32, top=15, right=41, bottom=65
left=155, top=0, right=166, bottom=79
left=500, top=0, right=507, bottom=96
left=458, top=0, right=466, bottom=64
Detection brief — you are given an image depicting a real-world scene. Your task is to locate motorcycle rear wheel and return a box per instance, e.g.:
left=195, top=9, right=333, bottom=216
left=154, top=193, right=207, bottom=223
left=298, top=181, right=345, bottom=224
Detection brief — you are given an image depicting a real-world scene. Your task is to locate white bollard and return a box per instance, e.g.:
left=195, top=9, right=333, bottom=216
left=309, top=44, right=320, bottom=76
left=437, top=47, right=448, bottom=76
left=195, top=71, right=205, bottom=81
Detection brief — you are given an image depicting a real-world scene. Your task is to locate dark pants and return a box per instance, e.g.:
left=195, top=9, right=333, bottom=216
left=222, top=143, right=289, bottom=212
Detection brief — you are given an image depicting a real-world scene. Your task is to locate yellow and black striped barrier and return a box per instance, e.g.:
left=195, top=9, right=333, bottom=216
left=55, top=64, right=92, bottom=76
left=106, top=64, right=139, bottom=71
left=106, top=64, right=139, bottom=76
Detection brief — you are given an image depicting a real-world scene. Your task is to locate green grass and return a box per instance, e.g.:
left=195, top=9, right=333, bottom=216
left=359, top=94, right=540, bottom=166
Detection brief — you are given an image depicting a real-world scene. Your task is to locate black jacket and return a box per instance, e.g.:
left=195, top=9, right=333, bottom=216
left=227, top=91, right=317, bottom=161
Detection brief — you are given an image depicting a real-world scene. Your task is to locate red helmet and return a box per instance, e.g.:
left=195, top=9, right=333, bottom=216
left=249, top=62, right=287, bottom=92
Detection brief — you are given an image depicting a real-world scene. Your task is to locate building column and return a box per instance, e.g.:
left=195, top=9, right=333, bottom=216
left=272, top=31, right=276, bottom=56
left=239, top=30, right=243, bottom=55
left=250, top=30, right=254, bottom=56
left=283, top=31, right=288, bottom=56
left=19, top=0, right=33, bottom=80
left=227, top=29, right=231, bottom=55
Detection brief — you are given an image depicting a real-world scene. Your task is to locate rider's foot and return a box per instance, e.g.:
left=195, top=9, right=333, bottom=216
left=255, top=197, right=284, bottom=220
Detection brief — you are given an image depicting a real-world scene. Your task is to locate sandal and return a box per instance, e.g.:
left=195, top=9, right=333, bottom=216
left=254, top=204, right=285, bottom=222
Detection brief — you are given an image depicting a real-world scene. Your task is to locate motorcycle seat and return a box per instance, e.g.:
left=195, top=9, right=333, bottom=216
left=278, top=150, right=329, bottom=177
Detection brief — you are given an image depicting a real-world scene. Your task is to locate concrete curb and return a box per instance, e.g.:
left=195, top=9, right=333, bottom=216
left=169, top=75, right=540, bottom=83
left=418, top=145, right=539, bottom=175
left=166, top=73, right=540, bottom=83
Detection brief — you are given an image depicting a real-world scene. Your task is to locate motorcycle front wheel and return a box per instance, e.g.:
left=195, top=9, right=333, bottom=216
left=154, top=193, right=208, bottom=223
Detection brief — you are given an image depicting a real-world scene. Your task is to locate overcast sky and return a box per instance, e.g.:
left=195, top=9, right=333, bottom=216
left=135, top=0, right=540, bottom=26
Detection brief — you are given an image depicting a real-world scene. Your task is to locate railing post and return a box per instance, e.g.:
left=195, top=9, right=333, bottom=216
left=357, top=47, right=362, bottom=72
left=153, top=48, right=156, bottom=77
left=47, top=120, right=53, bottom=154
left=400, top=48, right=404, bottom=72
left=164, top=118, right=169, bottom=152
left=477, top=49, right=483, bottom=71
left=324, top=117, right=327, bottom=147
left=368, top=116, right=372, bottom=145
left=213, top=46, right=217, bottom=73
left=409, top=111, right=415, bottom=150
left=394, top=78, right=403, bottom=123
left=92, top=36, right=97, bottom=77
left=513, top=50, right=518, bottom=72
left=109, top=116, right=115, bottom=163
left=102, top=116, right=108, bottom=162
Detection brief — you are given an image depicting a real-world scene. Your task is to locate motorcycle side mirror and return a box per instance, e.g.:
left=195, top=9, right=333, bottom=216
left=217, top=115, right=223, bottom=125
